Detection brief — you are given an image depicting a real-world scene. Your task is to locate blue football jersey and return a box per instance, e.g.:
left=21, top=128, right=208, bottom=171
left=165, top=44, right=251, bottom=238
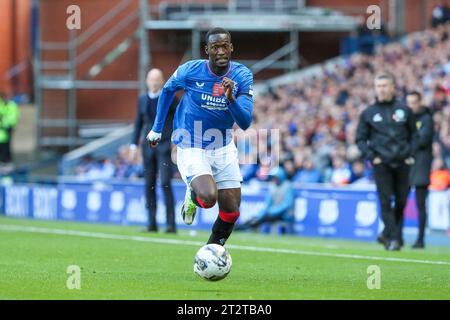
left=162, top=59, right=254, bottom=149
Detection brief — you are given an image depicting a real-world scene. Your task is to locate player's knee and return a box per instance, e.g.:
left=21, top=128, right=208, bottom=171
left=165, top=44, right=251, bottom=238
left=196, top=190, right=217, bottom=208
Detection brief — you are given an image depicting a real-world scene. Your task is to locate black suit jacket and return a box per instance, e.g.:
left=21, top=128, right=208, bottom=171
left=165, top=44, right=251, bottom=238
left=410, top=107, right=434, bottom=186
left=131, top=93, right=177, bottom=146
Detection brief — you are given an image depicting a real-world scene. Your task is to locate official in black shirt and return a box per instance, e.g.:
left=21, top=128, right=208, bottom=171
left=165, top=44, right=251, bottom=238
left=131, top=69, right=177, bottom=233
left=406, top=91, right=434, bottom=249
left=356, top=72, right=417, bottom=251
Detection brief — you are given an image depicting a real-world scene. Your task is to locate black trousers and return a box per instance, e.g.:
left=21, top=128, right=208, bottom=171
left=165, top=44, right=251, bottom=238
left=373, top=162, right=410, bottom=242
left=0, top=129, right=12, bottom=163
left=142, top=141, right=175, bottom=230
left=415, top=186, right=428, bottom=242
left=0, top=143, right=10, bottom=163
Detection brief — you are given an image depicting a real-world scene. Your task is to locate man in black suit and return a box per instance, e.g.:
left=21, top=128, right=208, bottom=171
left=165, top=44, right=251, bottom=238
left=130, top=69, right=177, bottom=233
left=406, top=91, right=434, bottom=249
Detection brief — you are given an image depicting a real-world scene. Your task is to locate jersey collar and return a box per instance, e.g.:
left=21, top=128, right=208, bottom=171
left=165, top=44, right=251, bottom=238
left=206, top=60, right=233, bottom=78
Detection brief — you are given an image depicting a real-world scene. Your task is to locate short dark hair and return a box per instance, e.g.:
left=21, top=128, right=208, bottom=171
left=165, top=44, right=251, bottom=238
left=375, top=72, right=396, bottom=85
left=407, top=90, right=422, bottom=101
left=205, top=27, right=231, bottom=43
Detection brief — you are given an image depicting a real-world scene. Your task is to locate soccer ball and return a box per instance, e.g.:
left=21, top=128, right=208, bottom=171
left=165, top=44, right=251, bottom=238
left=194, top=244, right=232, bottom=281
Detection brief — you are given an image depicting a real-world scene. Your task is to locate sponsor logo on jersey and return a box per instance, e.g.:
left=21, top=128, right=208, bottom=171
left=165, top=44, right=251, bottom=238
left=200, top=91, right=229, bottom=110
left=201, top=94, right=227, bottom=104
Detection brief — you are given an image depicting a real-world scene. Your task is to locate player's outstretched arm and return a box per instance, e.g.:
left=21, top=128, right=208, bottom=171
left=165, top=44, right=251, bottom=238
left=151, top=87, right=176, bottom=134
left=146, top=87, right=176, bottom=147
left=147, top=63, right=189, bottom=147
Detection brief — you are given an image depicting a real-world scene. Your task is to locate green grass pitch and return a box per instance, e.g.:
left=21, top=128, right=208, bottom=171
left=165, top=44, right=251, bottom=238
left=0, top=216, right=449, bottom=300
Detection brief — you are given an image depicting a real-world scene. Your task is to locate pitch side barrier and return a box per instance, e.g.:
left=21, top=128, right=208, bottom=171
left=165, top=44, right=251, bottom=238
left=1, top=180, right=449, bottom=240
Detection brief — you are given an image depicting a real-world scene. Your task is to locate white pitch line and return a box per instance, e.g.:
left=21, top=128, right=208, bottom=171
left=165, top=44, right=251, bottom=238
left=1, top=224, right=449, bottom=266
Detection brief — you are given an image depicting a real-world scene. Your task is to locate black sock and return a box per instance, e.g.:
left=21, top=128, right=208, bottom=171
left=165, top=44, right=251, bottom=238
left=207, top=217, right=235, bottom=246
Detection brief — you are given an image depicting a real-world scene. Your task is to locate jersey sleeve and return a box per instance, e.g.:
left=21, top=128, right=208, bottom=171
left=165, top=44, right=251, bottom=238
left=237, top=67, right=254, bottom=98
left=163, top=62, right=191, bottom=91
left=151, top=62, right=191, bottom=133
left=227, top=67, right=254, bottom=130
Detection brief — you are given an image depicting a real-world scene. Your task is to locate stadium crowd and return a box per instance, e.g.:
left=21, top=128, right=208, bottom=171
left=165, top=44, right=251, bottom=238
left=244, top=22, right=450, bottom=187
left=75, top=23, right=450, bottom=189
left=75, top=146, right=144, bottom=181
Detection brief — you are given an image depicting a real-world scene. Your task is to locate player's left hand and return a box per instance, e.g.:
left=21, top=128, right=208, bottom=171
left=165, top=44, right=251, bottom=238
left=222, top=77, right=235, bottom=102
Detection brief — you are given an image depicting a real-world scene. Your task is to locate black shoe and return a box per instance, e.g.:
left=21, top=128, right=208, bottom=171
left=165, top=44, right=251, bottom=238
left=387, top=240, right=401, bottom=251
left=412, top=240, right=425, bottom=249
left=377, top=234, right=388, bottom=247
left=142, top=226, right=158, bottom=233
left=165, top=226, right=177, bottom=234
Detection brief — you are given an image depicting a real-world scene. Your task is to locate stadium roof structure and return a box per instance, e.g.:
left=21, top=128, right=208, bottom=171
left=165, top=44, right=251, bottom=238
left=146, top=9, right=358, bottom=32
left=144, top=7, right=359, bottom=75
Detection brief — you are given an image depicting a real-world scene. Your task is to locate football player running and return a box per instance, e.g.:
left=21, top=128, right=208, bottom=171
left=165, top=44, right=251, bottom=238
left=146, top=27, right=254, bottom=246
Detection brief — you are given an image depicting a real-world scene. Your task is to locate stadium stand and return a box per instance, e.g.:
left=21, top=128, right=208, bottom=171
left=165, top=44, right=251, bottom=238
left=248, top=23, right=450, bottom=185
left=71, top=23, right=450, bottom=188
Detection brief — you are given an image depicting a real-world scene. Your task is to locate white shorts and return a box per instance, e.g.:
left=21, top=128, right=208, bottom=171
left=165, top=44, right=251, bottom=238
left=177, top=142, right=243, bottom=190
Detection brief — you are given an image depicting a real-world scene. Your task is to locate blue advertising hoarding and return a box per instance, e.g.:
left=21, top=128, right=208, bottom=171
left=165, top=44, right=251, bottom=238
left=1, top=180, right=438, bottom=241
left=0, top=184, right=4, bottom=215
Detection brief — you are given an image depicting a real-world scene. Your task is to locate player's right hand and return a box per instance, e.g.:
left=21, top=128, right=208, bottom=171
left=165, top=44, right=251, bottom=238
left=222, top=77, right=235, bottom=102
left=146, top=130, right=162, bottom=148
